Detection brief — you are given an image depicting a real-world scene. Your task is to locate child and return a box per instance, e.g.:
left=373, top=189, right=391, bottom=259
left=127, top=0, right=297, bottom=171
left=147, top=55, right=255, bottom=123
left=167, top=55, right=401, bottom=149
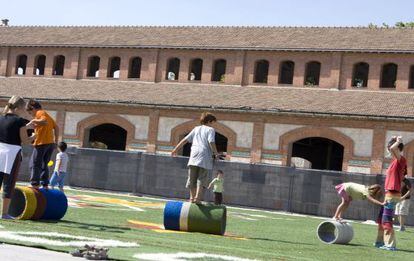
left=50, top=142, right=69, bottom=192
left=171, top=112, right=219, bottom=204
left=208, top=170, right=224, bottom=205
left=395, top=176, right=412, bottom=232
left=26, top=99, right=59, bottom=189
left=375, top=136, right=407, bottom=251
left=333, top=182, right=383, bottom=220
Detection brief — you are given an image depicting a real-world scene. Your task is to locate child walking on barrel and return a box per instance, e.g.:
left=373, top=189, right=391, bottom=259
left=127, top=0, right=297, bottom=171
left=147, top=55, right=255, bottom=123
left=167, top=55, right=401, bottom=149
left=333, top=182, right=384, bottom=221
left=171, top=112, right=219, bottom=204
left=208, top=170, right=224, bottom=205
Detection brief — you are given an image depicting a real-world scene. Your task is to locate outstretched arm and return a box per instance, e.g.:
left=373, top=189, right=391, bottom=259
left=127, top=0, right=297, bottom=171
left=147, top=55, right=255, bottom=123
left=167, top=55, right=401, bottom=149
left=367, top=195, right=385, bottom=206
left=389, top=136, right=402, bottom=160
left=171, top=138, right=188, bottom=156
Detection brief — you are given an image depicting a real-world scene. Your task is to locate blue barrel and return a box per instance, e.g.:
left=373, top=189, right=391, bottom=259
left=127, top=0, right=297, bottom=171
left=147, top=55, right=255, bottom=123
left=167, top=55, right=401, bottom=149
left=39, top=188, right=68, bottom=220
left=164, top=201, right=227, bottom=235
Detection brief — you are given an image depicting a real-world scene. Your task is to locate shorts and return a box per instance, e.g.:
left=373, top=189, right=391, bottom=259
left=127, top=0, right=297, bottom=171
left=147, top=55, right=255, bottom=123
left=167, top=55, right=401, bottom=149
left=186, top=166, right=209, bottom=189
left=50, top=171, right=66, bottom=188
left=377, top=192, right=400, bottom=230
left=395, top=199, right=411, bottom=216
left=335, top=184, right=351, bottom=203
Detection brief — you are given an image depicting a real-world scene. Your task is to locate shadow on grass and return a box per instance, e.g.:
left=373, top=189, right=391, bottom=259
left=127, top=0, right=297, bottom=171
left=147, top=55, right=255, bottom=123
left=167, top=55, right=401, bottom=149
left=248, top=237, right=316, bottom=246
left=55, top=220, right=131, bottom=233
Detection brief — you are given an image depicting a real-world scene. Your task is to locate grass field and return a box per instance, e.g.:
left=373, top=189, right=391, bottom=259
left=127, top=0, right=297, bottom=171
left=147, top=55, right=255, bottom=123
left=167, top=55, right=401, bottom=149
left=0, top=186, right=413, bottom=261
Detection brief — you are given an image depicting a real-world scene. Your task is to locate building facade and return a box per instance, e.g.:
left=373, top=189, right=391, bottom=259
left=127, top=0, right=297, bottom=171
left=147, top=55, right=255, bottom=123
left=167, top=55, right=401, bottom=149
left=1, top=26, right=414, bottom=175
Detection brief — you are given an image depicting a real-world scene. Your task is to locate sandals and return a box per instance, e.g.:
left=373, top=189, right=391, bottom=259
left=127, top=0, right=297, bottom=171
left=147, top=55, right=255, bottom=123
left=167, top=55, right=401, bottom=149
left=70, top=245, right=109, bottom=260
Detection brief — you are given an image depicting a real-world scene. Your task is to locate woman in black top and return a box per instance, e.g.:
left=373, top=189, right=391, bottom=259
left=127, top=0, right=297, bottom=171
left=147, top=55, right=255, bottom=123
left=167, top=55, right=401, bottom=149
left=0, top=96, right=32, bottom=219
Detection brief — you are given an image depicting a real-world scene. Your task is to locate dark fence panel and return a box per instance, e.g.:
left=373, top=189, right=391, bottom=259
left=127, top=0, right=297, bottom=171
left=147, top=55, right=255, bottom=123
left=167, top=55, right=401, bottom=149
left=17, top=147, right=413, bottom=225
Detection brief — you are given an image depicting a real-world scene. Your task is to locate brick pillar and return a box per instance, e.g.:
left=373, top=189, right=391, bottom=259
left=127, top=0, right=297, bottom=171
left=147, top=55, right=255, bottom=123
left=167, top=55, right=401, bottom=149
left=250, top=120, right=264, bottom=163
left=154, top=49, right=162, bottom=83
left=55, top=110, right=66, bottom=142
left=119, top=55, right=129, bottom=80
left=371, top=126, right=386, bottom=174
left=44, top=55, right=54, bottom=76
left=180, top=57, right=190, bottom=82
left=293, top=61, right=305, bottom=87
left=330, top=52, right=343, bottom=89
left=147, top=110, right=160, bottom=153
left=396, top=63, right=409, bottom=92
left=26, top=55, right=35, bottom=77
left=201, top=57, right=212, bottom=84
left=368, top=64, right=381, bottom=90
left=0, top=47, right=10, bottom=77
left=241, top=51, right=249, bottom=86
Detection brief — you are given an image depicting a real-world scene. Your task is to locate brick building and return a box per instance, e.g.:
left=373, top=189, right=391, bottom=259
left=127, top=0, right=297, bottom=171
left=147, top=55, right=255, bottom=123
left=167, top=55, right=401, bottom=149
left=1, top=26, right=414, bottom=175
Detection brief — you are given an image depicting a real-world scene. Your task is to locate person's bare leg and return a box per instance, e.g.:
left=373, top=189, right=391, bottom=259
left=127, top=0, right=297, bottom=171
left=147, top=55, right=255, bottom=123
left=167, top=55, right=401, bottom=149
left=189, top=187, right=197, bottom=202
left=1, top=198, right=10, bottom=217
left=194, top=186, right=204, bottom=203
left=334, top=198, right=346, bottom=219
left=399, top=215, right=406, bottom=230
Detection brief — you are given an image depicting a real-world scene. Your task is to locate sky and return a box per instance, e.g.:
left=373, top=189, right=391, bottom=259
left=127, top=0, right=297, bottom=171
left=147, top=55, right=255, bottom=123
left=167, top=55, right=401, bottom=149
left=0, top=0, right=413, bottom=27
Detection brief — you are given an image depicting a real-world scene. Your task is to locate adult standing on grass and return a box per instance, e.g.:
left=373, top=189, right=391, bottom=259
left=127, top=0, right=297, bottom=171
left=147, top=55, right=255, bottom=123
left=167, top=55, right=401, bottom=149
left=374, top=136, right=406, bottom=251
left=26, top=99, right=59, bottom=189
left=171, top=112, right=219, bottom=203
left=395, top=176, right=412, bottom=232
left=0, top=96, right=33, bottom=219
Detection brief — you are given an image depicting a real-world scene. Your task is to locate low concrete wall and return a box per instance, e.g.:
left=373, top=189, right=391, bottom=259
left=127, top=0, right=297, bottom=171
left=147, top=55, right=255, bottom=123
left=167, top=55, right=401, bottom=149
left=18, top=147, right=414, bottom=225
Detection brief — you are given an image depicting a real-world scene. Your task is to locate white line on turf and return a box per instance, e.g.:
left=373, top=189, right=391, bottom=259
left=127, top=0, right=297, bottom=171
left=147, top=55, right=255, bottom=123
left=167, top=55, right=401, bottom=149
left=133, top=252, right=257, bottom=261
left=0, top=231, right=138, bottom=248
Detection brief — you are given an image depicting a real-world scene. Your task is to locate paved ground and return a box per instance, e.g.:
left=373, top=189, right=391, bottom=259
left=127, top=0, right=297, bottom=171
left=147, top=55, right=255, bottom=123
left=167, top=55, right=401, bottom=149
left=0, top=244, right=82, bottom=261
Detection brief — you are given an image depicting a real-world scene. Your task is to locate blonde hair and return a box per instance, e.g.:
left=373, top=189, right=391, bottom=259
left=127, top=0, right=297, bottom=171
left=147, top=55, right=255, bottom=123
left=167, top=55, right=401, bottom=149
left=3, top=96, right=25, bottom=114
left=368, top=184, right=382, bottom=199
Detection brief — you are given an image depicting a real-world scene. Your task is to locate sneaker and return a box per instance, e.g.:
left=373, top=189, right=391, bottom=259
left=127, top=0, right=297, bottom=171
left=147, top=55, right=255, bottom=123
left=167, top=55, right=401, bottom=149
left=379, top=245, right=397, bottom=251
left=373, top=242, right=384, bottom=248
left=1, top=215, right=14, bottom=220
left=399, top=226, right=406, bottom=232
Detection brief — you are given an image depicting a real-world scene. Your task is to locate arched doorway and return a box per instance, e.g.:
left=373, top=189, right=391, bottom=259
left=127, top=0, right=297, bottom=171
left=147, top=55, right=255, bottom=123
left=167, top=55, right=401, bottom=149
left=291, top=137, right=344, bottom=171
left=180, top=132, right=228, bottom=157
left=87, top=124, right=127, bottom=151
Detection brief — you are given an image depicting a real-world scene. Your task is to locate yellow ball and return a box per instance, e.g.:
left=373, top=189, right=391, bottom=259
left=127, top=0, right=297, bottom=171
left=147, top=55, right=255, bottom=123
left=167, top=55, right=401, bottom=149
left=47, top=160, right=54, bottom=167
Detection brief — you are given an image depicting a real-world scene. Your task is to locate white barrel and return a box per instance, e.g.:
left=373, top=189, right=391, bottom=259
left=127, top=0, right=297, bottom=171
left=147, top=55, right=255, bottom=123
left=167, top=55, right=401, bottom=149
left=317, top=220, right=354, bottom=244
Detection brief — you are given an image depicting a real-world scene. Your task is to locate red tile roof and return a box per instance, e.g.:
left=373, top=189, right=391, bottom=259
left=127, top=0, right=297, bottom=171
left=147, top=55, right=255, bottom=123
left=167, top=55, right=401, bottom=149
left=1, top=26, right=414, bottom=52
left=1, top=77, right=414, bottom=120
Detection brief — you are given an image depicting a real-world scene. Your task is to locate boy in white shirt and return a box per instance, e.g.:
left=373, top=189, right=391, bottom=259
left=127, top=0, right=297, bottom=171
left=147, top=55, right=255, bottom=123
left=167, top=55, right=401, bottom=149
left=50, top=142, right=69, bottom=192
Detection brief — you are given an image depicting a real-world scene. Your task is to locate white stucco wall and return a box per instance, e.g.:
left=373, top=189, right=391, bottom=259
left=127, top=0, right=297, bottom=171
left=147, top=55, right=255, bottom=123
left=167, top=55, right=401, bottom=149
left=347, top=166, right=371, bottom=174
left=64, top=112, right=96, bottom=135
left=333, top=127, right=373, bottom=157
left=263, top=124, right=303, bottom=150
left=157, top=117, right=192, bottom=142
left=384, top=130, right=414, bottom=158
left=221, top=121, right=254, bottom=148
left=121, top=115, right=150, bottom=140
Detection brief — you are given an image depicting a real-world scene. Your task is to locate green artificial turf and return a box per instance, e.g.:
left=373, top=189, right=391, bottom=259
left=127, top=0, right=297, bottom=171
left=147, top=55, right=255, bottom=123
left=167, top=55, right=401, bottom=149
left=0, top=187, right=413, bottom=261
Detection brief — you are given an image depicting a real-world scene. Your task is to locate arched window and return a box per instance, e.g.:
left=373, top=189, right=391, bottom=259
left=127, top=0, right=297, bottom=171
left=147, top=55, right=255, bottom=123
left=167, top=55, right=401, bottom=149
left=409, top=65, right=414, bottom=89
left=53, top=55, right=65, bottom=76
left=380, top=63, right=398, bottom=88
left=304, top=61, right=321, bottom=86
left=189, top=58, right=203, bottom=81
left=352, top=62, right=369, bottom=87
left=33, top=55, right=46, bottom=76
left=212, top=59, right=226, bottom=82
left=15, top=54, right=27, bottom=75
left=128, top=57, right=142, bottom=79
left=166, top=58, right=180, bottom=80
left=87, top=56, right=100, bottom=77
left=254, top=60, right=269, bottom=83
left=279, top=60, right=295, bottom=84
left=108, top=57, right=120, bottom=78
